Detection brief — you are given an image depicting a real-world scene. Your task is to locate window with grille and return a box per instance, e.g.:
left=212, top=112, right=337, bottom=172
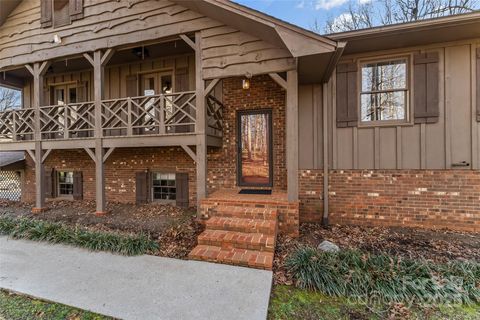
left=58, top=171, right=74, bottom=196
left=152, top=173, right=176, bottom=201
left=360, top=59, right=409, bottom=123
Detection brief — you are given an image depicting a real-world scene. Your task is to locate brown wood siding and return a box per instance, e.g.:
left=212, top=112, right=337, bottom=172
left=1, top=0, right=294, bottom=79
left=200, top=25, right=295, bottom=79
left=298, top=41, right=480, bottom=170
left=0, top=0, right=220, bottom=69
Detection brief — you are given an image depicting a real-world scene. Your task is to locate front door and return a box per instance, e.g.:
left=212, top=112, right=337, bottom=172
left=237, top=110, right=273, bottom=187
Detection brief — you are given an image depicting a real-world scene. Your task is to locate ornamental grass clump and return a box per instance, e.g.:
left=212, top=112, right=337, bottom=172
left=286, top=246, right=480, bottom=305
left=0, top=216, right=158, bottom=256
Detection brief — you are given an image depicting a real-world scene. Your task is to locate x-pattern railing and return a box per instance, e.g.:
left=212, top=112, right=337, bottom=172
left=206, top=94, right=224, bottom=137
left=0, top=108, right=35, bottom=141
left=0, top=91, right=224, bottom=142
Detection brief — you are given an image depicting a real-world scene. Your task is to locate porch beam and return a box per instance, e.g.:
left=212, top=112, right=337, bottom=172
left=195, top=31, right=207, bottom=215
left=83, top=148, right=96, bottom=162
left=26, top=149, right=36, bottom=164
left=286, top=68, right=299, bottom=201
left=90, top=49, right=113, bottom=215
left=41, top=149, right=52, bottom=163
left=204, top=78, right=220, bottom=97
left=181, top=145, right=196, bottom=162
left=102, top=147, right=115, bottom=163
left=269, top=73, right=287, bottom=90
left=179, top=34, right=196, bottom=51
left=27, top=61, right=50, bottom=212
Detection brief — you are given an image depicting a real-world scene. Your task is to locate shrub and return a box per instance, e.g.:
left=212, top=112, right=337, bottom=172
left=286, top=246, right=480, bottom=305
left=0, top=216, right=158, bottom=256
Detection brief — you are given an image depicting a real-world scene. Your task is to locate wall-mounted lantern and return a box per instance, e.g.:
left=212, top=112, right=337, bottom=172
left=242, top=72, right=253, bottom=90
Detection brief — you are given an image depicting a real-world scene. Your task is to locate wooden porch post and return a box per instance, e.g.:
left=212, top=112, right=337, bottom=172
left=286, top=68, right=299, bottom=202
left=84, top=49, right=113, bottom=215
left=195, top=31, right=207, bottom=215
left=26, top=62, right=50, bottom=212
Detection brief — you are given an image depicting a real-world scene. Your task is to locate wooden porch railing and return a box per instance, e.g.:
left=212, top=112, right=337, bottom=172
left=0, top=92, right=224, bottom=143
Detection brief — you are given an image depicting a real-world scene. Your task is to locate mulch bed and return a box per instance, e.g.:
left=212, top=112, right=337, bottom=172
left=0, top=199, right=203, bottom=259
left=2, top=199, right=479, bottom=284
left=274, top=223, right=480, bottom=285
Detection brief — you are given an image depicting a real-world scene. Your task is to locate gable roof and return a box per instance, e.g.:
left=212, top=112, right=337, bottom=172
left=329, top=11, right=480, bottom=55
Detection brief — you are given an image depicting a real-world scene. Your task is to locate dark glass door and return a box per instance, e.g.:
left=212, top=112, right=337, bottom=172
left=237, top=110, right=273, bottom=187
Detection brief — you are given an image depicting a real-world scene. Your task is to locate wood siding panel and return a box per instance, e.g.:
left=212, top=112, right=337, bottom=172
left=0, top=0, right=221, bottom=69
left=200, top=27, right=294, bottom=79
left=446, top=45, right=472, bottom=167
left=324, top=42, right=476, bottom=171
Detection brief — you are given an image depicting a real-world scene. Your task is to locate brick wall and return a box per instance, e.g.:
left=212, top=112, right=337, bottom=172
left=328, top=170, right=480, bottom=232
left=24, top=147, right=196, bottom=205
left=208, top=75, right=286, bottom=193
left=299, top=169, right=324, bottom=223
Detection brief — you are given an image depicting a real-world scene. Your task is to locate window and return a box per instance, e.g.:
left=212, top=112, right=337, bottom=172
left=58, top=171, right=74, bottom=196
left=360, top=59, right=408, bottom=123
left=0, top=86, right=22, bottom=111
left=152, top=173, right=176, bottom=201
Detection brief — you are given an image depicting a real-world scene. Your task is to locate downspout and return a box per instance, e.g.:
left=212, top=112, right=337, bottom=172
left=321, top=42, right=346, bottom=226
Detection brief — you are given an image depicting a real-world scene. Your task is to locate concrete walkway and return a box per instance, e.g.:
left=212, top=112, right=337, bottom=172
left=0, top=237, right=272, bottom=320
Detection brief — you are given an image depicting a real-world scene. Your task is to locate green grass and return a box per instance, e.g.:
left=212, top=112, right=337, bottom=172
left=268, top=285, right=480, bottom=320
left=0, top=290, right=113, bottom=320
left=0, top=216, right=159, bottom=256
left=286, top=246, right=480, bottom=305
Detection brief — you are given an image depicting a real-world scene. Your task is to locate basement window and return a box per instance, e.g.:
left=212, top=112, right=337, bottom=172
left=152, top=173, right=176, bottom=202
left=360, top=58, right=409, bottom=124
left=58, top=171, right=74, bottom=196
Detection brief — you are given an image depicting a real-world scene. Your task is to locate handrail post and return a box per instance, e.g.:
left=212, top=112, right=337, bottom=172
left=64, top=105, right=69, bottom=139
left=159, top=94, right=165, bottom=134
left=12, top=111, right=17, bottom=142
left=127, top=97, right=133, bottom=136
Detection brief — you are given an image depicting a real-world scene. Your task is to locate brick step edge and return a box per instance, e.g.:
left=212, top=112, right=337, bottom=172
left=198, top=229, right=275, bottom=252
left=203, top=206, right=278, bottom=221
left=206, top=216, right=277, bottom=235
left=188, top=245, right=274, bottom=270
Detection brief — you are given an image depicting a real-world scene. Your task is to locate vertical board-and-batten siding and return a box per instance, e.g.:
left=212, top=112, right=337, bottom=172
left=298, top=41, right=480, bottom=170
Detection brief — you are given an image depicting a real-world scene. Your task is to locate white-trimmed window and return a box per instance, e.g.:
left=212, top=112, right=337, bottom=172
left=360, top=58, right=408, bottom=123
left=152, top=173, right=176, bottom=201
left=58, top=171, right=74, bottom=196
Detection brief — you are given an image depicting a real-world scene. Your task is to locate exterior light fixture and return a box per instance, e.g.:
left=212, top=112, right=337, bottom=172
left=53, top=34, right=62, bottom=44
left=242, top=72, right=253, bottom=90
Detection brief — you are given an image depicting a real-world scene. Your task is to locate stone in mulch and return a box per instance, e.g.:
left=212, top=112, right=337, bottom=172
left=273, top=223, right=480, bottom=285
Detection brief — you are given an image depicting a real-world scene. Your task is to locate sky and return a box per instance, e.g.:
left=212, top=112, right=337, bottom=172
left=234, top=0, right=363, bottom=32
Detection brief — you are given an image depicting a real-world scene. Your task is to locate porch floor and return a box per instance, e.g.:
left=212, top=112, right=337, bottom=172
left=206, top=188, right=289, bottom=203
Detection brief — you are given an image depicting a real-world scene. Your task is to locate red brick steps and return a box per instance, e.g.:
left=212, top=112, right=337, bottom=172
left=198, top=229, right=275, bottom=252
left=189, top=245, right=274, bottom=269
left=189, top=205, right=278, bottom=270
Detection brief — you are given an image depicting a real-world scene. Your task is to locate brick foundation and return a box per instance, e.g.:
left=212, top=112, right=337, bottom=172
left=299, top=169, right=324, bottom=223
left=328, top=170, right=480, bottom=232
left=24, top=147, right=197, bottom=205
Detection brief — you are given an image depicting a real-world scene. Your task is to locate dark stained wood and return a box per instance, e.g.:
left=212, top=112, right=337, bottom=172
left=175, top=172, right=189, bottom=208
left=336, top=63, right=357, bottom=127
left=135, top=171, right=149, bottom=205
left=40, top=0, right=53, bottom=28
left=414, top=52, right=439, bottom=123
left=72, top=171, right=83, bottom=200
left=44, top=168, right=54, bottom=198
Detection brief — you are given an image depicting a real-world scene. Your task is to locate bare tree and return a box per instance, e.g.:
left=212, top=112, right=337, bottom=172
left=317, top=0, right=478, bottom=33
left=0, top=86, right=21, bottom=112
